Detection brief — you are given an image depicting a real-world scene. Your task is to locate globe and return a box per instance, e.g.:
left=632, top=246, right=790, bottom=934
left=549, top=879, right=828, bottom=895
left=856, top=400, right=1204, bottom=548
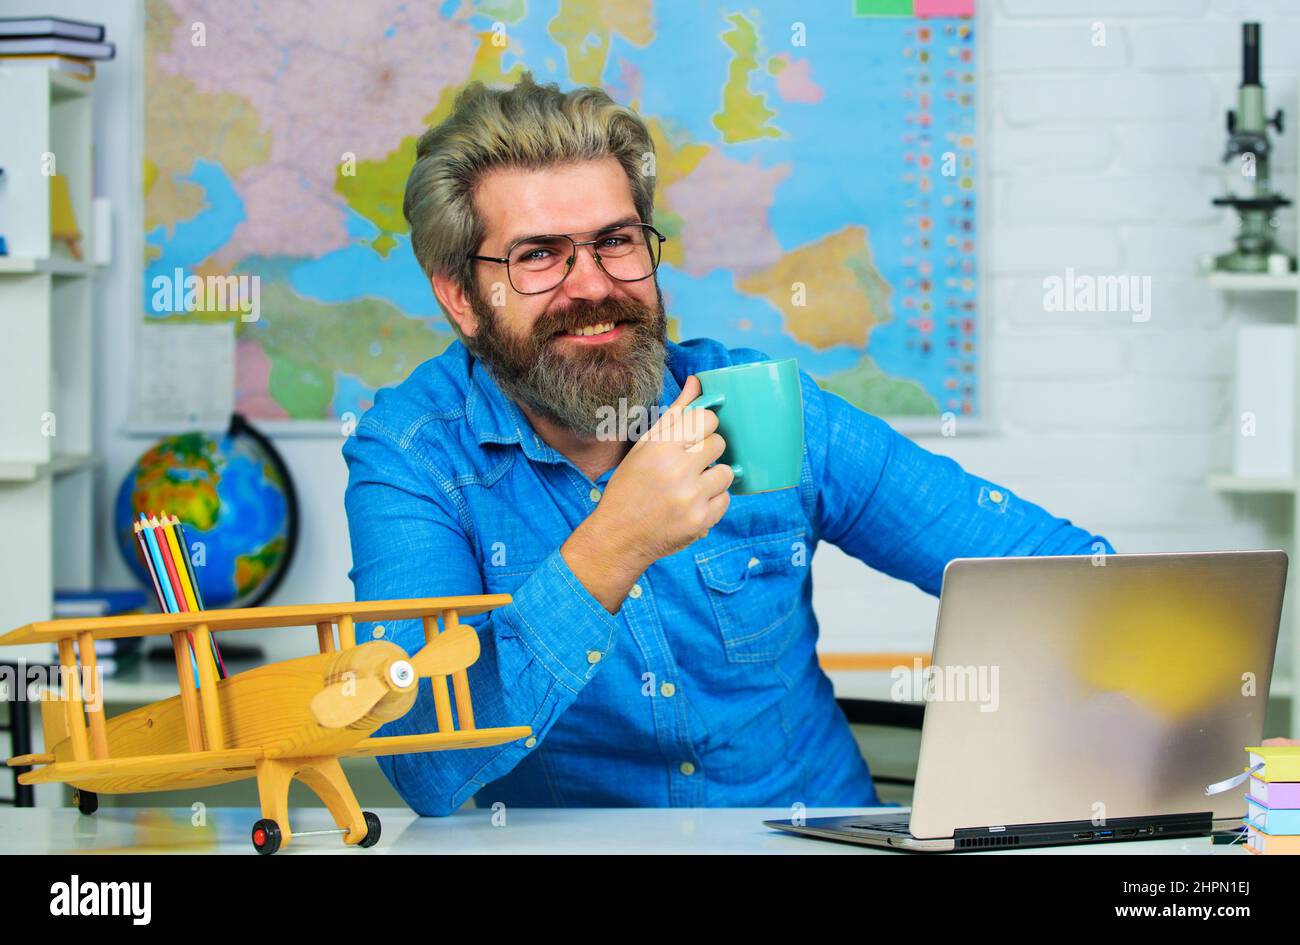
left=114, top=416, right=298, bottom=609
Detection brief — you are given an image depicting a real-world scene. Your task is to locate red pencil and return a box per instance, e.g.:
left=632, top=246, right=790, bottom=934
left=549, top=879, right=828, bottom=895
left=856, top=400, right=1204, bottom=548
left=150, top=514, right=188, bottom=613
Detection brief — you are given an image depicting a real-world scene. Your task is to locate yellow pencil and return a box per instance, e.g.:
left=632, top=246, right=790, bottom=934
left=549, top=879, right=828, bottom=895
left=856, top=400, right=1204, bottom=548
left=162, top=510, right=200, bottom=612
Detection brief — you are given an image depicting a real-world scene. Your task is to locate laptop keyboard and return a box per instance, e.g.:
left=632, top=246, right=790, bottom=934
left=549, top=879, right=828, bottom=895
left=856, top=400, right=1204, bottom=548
left=848, top=815, right=912, bottom=834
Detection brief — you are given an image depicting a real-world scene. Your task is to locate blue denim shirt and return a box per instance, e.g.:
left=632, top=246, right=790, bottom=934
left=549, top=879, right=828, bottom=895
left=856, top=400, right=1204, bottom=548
left=342, top=337, right=1113, bottom=815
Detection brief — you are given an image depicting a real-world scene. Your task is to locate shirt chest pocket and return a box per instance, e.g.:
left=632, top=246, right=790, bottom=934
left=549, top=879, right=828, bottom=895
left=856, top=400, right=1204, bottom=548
left=477, top=526, right=549, bottom=596
left=693, top=529, right=808, bottom=664
left=481, top=560, right=543, bottom=596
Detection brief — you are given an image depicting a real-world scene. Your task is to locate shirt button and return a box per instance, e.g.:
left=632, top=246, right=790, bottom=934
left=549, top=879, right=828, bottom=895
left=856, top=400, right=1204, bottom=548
left=524, top=737, right=537, bottom=749
left=372, top=625, right=386, bottom=639
left=988, top=490, right=1003, bottom=503
left=747, top=557, right=760, bottom=569
left=589, top=488, right=601, bottom=503
left=679, top=762, right=696, bottom=776
left=587, top=650, right=603, bottom=664
left=660, top=682, right=676, bottom=697
left=628, top=583, right=642, bottom=599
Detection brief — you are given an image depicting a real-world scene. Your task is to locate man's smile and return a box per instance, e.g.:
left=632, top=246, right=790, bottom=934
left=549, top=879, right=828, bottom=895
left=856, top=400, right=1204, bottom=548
left=554, top=321, right=628, bottom=345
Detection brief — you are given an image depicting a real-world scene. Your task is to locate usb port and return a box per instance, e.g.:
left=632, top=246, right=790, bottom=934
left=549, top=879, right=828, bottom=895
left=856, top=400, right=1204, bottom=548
left=1075, top=831, right=1094, bottom=840
left=1098, top=830, right=1113, bottom=838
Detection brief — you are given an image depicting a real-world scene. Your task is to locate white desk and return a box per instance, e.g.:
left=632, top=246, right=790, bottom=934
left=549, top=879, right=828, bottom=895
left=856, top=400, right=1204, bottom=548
left=0, top=806, right=1247, bottom=855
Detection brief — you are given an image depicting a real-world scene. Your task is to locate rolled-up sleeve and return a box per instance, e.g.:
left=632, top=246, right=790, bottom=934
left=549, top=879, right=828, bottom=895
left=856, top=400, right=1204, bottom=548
left=804, top=376, right=1115, bottom=596
left=343, top=418, right=621, bottom=815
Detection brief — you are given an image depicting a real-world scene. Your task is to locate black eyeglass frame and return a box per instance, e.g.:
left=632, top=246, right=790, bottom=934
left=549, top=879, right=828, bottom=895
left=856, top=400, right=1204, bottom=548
left=468, top=222, right=668, bottom=296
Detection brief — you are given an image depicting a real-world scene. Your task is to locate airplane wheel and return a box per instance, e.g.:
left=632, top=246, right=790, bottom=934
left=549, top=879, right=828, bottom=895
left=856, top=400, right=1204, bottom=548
left=73, top=790, right=98, bottom=815
left=251, top=818, right=282, bottom=855
left=357, top=811, right=381, bottom=848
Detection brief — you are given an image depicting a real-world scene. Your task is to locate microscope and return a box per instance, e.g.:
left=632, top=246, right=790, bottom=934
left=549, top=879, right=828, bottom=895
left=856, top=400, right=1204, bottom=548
left=1212, top=22, right=1295, bottom=274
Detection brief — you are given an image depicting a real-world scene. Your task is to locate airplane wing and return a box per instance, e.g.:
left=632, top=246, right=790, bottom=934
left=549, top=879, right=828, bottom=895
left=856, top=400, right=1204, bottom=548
left=0, top=594, right=512, bottom=645
left=15, top=747, right=265, bottom=785
left=342, top=727, right=532, bottom=758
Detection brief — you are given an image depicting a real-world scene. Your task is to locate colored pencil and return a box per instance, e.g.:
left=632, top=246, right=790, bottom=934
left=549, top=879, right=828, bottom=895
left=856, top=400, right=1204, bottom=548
left=139, top=513, right=178, bottom=613
left=151, top=514, right=188, bottom=613
left=167, top=515, right=224, bottom=678
left=163, top=513, right=198, bottom=612
left=154, top=512, right=198, bottom=669
left=133, top=521, right=165, bottom=611
left=138, top=517, right=198, bottom=686
left=171, top=515, right=205, bottom=610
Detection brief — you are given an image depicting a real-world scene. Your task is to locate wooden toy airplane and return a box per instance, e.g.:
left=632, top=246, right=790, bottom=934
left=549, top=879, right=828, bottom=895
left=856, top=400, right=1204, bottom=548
left=1, top=595, right=531, bottom=854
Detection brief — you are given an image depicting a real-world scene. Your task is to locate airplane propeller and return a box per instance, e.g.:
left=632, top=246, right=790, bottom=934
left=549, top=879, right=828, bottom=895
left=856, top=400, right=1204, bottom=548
left=310, top=624, right=480, bottom=729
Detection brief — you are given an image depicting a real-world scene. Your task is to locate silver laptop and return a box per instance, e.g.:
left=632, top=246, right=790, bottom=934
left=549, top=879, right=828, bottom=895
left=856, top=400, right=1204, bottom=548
left=767, top=550, right=1288, bottom=851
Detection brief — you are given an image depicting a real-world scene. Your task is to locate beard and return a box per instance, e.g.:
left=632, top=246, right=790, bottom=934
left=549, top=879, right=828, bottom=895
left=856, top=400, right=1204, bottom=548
left=463, top=285, right=669, bottom=439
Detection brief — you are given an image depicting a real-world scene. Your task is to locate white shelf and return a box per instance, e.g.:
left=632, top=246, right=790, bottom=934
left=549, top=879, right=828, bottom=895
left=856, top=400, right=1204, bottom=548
left=0, top=452, right=95, bottom=483
left=1206, top=472, right=1297, bottom=494
left=1202, top=79, right=1300, bottom=739
left=0, top=68, right=97, bottom=633
left=0, top=256, right=96, bottom=277
left=47, top=71, right=90, bottom=101
left=1206, top=271, right=1300, bottom=291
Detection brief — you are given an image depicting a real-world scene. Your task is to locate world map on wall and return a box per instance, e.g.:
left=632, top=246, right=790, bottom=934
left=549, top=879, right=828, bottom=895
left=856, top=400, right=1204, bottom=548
left=143, top=0, right=979, bottom=423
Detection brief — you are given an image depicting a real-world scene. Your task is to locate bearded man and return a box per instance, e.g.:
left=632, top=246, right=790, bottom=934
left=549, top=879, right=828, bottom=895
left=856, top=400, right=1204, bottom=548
left=342, top=73, right=1112, bottom=815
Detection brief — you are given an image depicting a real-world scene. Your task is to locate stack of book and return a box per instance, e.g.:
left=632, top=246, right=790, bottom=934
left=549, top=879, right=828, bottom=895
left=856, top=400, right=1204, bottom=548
left=0, top=15, right=115, bottom=81
left=1244, top=745, right=1300, bottom=854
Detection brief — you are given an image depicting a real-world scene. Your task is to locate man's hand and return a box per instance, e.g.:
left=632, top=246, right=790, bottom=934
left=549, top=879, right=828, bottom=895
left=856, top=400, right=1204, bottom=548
left=599, top=374, right=734, bottom=560
left=562, top=375, right=734, bottom=613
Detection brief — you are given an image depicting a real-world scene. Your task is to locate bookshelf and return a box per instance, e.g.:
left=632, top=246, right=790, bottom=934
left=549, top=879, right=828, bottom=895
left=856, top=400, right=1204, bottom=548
left=0, top=66, right=99, bottom=659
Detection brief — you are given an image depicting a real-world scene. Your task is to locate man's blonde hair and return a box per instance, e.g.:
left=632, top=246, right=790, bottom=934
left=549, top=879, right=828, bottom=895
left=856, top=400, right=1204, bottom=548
left=403, top=72, right=657, bottom=313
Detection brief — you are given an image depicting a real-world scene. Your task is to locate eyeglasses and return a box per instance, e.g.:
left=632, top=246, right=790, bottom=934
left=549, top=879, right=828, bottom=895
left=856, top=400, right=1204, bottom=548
left=469, top=222, right=667, bottom=296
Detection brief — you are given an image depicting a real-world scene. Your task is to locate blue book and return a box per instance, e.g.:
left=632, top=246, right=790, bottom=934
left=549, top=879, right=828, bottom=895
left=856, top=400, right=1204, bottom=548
left=54, top=588, right=148, bottom=618
left=1246, top=796, right=1300, bottom=835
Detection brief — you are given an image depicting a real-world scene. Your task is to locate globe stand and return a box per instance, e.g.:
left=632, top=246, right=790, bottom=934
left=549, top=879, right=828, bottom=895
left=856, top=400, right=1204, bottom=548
left=146, top=640, right=263, bottom=664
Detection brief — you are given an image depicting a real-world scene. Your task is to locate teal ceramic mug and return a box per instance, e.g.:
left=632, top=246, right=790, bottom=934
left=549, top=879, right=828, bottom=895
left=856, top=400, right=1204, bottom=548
left=685, top=358, right=804, bottom=494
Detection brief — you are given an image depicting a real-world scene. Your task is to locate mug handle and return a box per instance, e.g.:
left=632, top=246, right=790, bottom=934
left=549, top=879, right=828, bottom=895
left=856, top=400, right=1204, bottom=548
left=685, top=391, right=726, bottom=411
left=683, top=392, right=744, bottom=483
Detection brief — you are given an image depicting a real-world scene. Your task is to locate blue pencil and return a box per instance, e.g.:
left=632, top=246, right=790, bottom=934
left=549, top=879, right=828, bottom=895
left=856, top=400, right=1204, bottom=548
left=139, top=513, right=178, bottom=613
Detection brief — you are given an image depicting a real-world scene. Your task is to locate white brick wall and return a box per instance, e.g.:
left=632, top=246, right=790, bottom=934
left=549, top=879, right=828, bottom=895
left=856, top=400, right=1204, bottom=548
left=815, top=1, right=1300, bottom=683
